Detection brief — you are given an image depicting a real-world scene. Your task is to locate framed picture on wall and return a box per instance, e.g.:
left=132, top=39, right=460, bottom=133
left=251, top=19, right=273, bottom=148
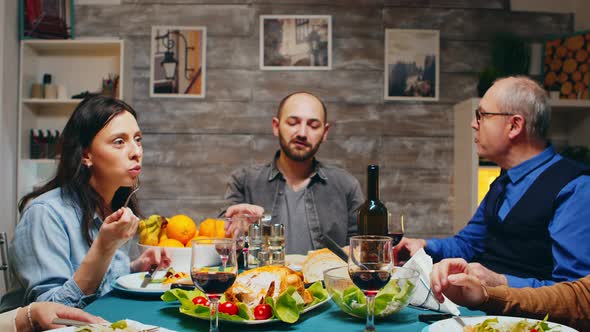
left=384, top=29, right=440, bottom=101
left=150, top=25, right=207, bottom=98
left=260, top=15, right=332, bottom=70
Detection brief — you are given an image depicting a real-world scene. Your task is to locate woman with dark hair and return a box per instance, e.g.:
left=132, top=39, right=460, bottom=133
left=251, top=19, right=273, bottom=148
left=0, top=95, right=170, bottom=311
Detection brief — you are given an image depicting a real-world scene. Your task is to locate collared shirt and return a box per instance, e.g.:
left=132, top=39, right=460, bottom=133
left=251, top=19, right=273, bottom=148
left=224, top=151, right=364, bottom=253
left=427, top=146, right=590, bottom=288
left=0, top=188, right=132, bottom=312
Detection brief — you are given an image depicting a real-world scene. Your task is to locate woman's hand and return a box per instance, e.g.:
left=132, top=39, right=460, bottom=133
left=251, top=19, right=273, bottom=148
left=16, top=302, right=106, bottom=332
left=96, top=207, right=139, bottom=253
left=131, top=247, right=172, bottom=273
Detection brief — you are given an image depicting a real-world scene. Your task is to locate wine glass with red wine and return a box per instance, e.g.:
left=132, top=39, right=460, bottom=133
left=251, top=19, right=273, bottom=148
left=348, top=235, right=394, bottom=332
left=191, top=238, right=237, bottom=332
left=388, top=213, right=405, bottom=246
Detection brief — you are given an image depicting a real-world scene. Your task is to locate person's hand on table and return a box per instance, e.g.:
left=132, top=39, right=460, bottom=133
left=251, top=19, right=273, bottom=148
left=131, top=246, right=172, bottom=273
left=393, top=237, right=426, bottom=265
left=15, top=302, right=106, bottom=332
left=430, top=258, right=487, bottom=307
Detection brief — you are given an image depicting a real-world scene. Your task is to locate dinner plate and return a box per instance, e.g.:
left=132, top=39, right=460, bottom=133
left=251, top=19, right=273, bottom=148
left=422, top=315, right=578, bottom=332
left=113, top=271, right=189, bottom=295
left=191, top=296, right=330, bottom=325
left=48, top=319, right=176, bottom=331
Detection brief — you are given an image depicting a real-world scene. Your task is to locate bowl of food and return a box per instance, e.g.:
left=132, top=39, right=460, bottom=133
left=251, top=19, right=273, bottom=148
left=323, top=266, right=418, bottom=319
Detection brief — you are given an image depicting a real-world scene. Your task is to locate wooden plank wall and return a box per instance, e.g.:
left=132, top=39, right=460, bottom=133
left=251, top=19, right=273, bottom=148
left=75, top=0, right=572, bottom=238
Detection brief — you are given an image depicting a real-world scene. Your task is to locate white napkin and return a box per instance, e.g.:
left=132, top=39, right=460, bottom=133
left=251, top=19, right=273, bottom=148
left=402, top=249, right=461, bottom=315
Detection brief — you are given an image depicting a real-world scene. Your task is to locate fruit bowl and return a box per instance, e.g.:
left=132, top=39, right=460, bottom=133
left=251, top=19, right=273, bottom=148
left=137, top=215, right=251, bottom=272
left=323, top=266, right=419, bottom=319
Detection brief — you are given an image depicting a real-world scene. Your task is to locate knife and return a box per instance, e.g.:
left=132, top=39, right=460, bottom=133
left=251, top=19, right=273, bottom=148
left=322, top=234, right=349, bottom=262
left=140, top=264, right=158, bottom=288
left=52, top=318, right=110, bottom=327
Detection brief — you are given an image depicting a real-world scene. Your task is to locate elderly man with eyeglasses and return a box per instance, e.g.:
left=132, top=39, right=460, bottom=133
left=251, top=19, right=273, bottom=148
left=394, top=76, right=590, bottom=289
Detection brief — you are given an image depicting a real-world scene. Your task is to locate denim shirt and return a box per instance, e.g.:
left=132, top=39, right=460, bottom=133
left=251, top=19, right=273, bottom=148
left=0, top=188, right=131, bottom=312
left=224, top=152, right=364, bottom=250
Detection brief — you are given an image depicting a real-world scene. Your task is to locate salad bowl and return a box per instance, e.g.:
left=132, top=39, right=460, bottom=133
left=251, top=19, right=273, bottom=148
left=323, top=265, right=418, bottom=319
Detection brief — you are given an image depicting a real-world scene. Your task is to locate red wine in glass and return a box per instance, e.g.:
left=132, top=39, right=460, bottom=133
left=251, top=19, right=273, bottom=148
left=350, top=270, right=391, bottom=295
left=192, top=271, right=237, bottom=295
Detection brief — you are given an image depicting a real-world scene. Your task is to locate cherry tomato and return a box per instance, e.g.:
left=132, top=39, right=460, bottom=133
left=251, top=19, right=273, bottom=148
left=192, top=296, right=209, bottom=307
left=253, top=304, right=272, bottom=320
left=218, top=302, right=239, bottom=315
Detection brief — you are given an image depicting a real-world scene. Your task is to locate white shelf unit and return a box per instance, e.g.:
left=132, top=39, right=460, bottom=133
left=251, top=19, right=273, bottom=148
left=18, top=39, right=125, bottom=202
left=453, top=97, right=590, bottom=232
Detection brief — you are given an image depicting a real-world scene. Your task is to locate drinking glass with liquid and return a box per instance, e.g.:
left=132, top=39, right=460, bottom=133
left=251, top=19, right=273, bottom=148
left=268, top=223, right=285, bottom=251
left=247, top=223, right=262, bottom=268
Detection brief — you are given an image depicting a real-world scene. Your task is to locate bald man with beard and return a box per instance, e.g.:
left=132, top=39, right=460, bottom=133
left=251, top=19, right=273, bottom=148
left=223, top=92, right=363, bottom=255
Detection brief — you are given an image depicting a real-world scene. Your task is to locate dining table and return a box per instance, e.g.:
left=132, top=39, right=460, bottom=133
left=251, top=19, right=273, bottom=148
left=84, top=289, right=485, bottom=332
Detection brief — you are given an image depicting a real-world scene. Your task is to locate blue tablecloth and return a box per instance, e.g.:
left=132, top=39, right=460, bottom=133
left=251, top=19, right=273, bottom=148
left=85, top=291, right=484, bottom=332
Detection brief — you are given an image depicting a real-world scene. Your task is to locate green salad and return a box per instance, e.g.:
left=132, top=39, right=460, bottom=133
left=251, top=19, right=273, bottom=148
left=330, top=279, right=415, bottom=318
left=161, top=281, right=328, bottom=323
left=465, top=315, right=559, bottom=332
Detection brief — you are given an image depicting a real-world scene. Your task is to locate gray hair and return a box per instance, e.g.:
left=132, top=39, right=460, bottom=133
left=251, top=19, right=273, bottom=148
left=494, top=76, right=551, bottom=140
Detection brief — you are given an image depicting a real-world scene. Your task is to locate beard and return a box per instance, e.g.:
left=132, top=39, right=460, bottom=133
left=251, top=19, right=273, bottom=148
left=279, top=134, right=322, bottom=162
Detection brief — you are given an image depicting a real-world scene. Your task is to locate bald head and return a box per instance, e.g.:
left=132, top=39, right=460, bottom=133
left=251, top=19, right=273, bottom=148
left=488, top=76, right=551, bottom=140
left=277, top=92, right=328, bottom=123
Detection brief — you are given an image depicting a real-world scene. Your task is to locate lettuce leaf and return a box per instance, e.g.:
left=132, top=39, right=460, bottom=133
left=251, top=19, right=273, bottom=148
left=331, top=279, right=416, bottom=318
left=274, top=286, right=301, bottom=323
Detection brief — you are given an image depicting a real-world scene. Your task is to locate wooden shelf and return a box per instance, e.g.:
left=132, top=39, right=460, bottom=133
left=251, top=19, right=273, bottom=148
left=22, top=39, right=122, bottom=56
left=23, top=98, right=81, bottom=107
left=21, top=159, right=59, bottom=164
left=17, top=39, right=125, bottom=209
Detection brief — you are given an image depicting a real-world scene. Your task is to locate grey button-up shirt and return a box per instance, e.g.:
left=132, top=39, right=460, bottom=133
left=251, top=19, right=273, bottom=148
left=224, top=152, right=364, bottom=250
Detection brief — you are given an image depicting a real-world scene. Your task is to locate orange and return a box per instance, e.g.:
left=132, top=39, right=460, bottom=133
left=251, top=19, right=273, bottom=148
left=185, top=230, right=201, bottom=247
left=159, top=238, right=185, bottom=248
left=166, top=214, right=197, bottom=245
left=198, top=218, right=226, bottom=238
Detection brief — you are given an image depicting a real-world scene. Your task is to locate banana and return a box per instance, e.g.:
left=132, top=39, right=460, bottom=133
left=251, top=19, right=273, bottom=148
left=139, top=215, right=164, bottom=245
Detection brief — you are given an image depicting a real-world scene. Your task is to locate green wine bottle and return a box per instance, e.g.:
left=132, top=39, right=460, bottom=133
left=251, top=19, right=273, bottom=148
left=357, top=165, right=388, bottom=235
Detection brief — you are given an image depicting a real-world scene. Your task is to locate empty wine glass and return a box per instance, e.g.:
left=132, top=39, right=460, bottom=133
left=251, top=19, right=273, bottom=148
left=348, top=235, right=394, bottom=332
left=191, top=238, right=237, bottom=332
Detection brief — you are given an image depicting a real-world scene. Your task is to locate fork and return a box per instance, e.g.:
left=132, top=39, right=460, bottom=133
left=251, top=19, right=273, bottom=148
left=52, top=318, right=159, bottom=331
left=123, top=180, right=140, bottom=209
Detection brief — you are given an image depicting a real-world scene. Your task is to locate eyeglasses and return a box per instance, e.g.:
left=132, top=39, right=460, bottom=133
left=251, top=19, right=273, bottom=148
left=474, top=108, right=514, bottom=124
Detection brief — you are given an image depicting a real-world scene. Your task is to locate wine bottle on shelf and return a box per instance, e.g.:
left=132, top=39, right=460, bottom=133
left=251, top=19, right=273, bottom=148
left=357, top=165, right=389, bottom=236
